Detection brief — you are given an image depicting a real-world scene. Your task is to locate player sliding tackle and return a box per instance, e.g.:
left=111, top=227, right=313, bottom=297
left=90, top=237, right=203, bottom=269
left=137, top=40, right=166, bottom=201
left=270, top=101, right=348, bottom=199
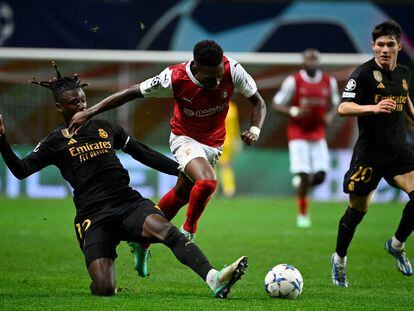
left=69, top=40, right=266, bottom=278
left=0, top=63, right=248, bottom=298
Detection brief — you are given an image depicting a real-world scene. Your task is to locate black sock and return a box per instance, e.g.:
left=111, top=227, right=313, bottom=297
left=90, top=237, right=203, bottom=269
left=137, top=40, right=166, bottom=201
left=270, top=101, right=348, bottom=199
left=163, top=226, right=213, bottom=280
left=335, top=207, right=366, bottom=257
left=395, top=194, right=414, bottom=243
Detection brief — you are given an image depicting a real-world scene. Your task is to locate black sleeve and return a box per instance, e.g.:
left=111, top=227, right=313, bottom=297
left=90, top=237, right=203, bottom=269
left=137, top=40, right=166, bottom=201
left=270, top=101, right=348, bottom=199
left=110, top=122, right=179, bottom=176
left=123, top=136, right=179, bottom=176
left=341, top=65, right=367, bottom=104
left=112, top=122, right=131, bottom=150
left=0, top=135, right=54, bottom=179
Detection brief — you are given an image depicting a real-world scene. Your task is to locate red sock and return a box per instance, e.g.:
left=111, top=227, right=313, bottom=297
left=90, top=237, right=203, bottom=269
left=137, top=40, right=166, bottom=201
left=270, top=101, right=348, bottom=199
left=297, top=196, right=308, bottom=215
left=183, top=179, right=217, bottom=234
left=158, top=188, right=188, bottom=221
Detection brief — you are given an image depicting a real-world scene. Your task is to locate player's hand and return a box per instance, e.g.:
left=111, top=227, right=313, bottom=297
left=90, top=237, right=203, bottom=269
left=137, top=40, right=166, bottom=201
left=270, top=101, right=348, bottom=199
left=0, top=114, right=5, bottom=136
left=241, top=130, right=259, bottom=146
left=69, top=110, right=91, bottom=134
left=374, top=99, right=396, bottom=114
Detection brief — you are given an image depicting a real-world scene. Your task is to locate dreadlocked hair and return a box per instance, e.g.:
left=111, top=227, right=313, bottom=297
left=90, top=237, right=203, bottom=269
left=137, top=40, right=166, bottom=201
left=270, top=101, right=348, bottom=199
left=193, top=39, right=223, bottom=67
left=30, top=61, right=89, bottom=101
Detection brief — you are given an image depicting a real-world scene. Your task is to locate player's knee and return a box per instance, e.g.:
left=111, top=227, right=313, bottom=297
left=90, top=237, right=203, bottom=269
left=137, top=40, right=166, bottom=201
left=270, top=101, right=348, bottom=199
left=90, top=281, right=115, bottom=296
left=194, top=179, right=217, bottom=197
left=312, top=171, right=326, bottom=185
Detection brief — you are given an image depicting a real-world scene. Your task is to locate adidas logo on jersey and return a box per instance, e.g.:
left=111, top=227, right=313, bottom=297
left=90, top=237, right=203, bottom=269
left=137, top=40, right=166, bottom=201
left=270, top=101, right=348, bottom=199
left=68, top=138, right=78, bottom=145
left=377, top=83, right=385, bottom=89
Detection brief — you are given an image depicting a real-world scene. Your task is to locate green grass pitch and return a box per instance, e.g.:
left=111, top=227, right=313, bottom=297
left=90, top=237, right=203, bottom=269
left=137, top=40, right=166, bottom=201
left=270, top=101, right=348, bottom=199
left=1, top=197, right=413, bottom=310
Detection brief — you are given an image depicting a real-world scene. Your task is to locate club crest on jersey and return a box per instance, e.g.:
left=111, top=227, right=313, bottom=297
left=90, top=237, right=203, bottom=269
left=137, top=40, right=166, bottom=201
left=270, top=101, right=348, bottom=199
left=222, top=90, right=228, bottom=99
left=373, top=70, right=383, bottom=83
left=61, top=128, right=74, bottom=139
left=98, top=128, right=108, bottom=139
left=402, top=79, right=408, bottom=91
left=345, top=79, right=356, bottom=91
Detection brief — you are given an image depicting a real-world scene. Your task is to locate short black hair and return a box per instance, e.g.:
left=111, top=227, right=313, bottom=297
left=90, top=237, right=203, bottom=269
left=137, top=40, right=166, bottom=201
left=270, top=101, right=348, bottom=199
left=30, top=62, right=88, bottom=101
left=372, top=20, right=402, bottom=42
left=193, top=40, right=223, bottom=67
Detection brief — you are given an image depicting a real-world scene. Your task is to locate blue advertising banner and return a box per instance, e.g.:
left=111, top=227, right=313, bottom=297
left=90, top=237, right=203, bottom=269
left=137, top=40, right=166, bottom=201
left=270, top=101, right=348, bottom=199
left=1, top=1, right=413, bottom=60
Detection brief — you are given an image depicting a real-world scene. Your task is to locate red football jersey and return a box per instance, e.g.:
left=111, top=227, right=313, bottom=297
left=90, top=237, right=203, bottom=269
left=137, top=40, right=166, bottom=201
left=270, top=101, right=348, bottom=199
left=169, top=57, right=234, bottom=147
left=287, top=73, right=331, bottom=141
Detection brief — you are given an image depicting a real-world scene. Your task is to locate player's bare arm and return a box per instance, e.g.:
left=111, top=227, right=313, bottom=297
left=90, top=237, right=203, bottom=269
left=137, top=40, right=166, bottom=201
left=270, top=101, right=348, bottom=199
left=241, top=92, right=266, bottom=146
left=338, top=99, right=396, bottom=117
left=69, top=84, right=143, bottom=132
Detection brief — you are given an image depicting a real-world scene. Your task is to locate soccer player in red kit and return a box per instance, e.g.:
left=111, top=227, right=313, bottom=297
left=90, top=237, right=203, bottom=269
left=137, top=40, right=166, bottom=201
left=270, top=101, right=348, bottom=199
left=272, top=48, right=339, bottom=228
left=69, top=40, right=266, bottom=276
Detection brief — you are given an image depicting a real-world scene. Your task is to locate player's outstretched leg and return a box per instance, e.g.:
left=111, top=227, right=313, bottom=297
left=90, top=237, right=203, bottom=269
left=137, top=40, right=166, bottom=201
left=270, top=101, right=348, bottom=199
left=384, top=239, right=413, bottom=276
left=211, top=256, right=249, bottom=298
left=331, top=253, right=348, bottom=288
left=128, top=242, right=151, bottom=277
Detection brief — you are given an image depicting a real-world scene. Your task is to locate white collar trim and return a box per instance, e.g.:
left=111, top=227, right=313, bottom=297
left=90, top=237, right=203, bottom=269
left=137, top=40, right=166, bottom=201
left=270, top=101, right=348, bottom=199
left=186, top=60, right=204, bottom=87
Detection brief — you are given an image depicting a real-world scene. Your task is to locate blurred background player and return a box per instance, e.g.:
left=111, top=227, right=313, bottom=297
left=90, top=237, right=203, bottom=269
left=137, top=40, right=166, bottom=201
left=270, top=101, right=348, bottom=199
left=217, top=100, right=241, bottom=197
left=272, top=48, right=339, bottom=228
left=69, top=39, right=266, bottom=276
left=331, top=20, right=414, bottom=288
left=0, top=64, right=248, bottom=298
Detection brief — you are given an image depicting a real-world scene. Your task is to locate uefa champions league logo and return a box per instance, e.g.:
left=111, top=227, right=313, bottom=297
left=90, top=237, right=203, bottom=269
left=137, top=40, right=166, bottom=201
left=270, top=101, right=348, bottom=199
left=0, top=2, right=14, bottom=46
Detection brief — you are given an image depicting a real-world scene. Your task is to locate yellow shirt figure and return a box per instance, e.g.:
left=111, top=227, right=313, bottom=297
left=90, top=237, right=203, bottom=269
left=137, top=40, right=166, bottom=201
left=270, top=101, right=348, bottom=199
left=218, top=100, right=241, bottom=197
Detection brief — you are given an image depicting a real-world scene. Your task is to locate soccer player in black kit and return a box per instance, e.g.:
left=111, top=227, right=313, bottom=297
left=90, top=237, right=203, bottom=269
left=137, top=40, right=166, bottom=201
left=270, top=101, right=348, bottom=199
left=331, top=20, right=414, bottom=288
left=0, top=64, right=247, bottom=298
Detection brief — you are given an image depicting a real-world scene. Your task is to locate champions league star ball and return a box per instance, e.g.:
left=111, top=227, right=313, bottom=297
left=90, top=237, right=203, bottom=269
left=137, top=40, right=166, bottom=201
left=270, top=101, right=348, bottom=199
left=264, top=264, right=303, bottom=299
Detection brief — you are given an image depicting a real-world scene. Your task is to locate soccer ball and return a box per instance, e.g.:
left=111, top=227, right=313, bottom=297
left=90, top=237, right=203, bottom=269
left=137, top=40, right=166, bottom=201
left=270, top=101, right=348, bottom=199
left=264, top=264, right=303, bottom=299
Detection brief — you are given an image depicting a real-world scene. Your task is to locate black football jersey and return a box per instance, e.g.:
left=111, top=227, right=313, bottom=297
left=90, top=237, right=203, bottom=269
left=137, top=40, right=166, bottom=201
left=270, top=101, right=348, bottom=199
left=341, top=58, right=412, bottom=163
left=0, top=119, right=179, bottom=221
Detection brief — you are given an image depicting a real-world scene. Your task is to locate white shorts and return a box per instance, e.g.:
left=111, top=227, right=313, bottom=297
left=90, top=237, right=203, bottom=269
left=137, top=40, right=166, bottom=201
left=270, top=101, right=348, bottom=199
left=288, top=139, right=329, bottom=174
left=169, top=133, right=223, bottom=172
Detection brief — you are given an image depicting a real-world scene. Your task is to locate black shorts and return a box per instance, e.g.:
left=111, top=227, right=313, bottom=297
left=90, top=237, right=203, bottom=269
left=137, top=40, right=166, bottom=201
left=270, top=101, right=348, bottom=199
left=343, top=148, right=414, bottom=196
left=74, top=198, right=165, bottom=266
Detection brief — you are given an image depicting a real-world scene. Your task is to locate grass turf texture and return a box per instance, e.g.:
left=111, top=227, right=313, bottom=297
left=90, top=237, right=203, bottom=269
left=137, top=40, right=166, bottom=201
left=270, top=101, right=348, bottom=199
left=0, top=197, right=413, bottom=310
